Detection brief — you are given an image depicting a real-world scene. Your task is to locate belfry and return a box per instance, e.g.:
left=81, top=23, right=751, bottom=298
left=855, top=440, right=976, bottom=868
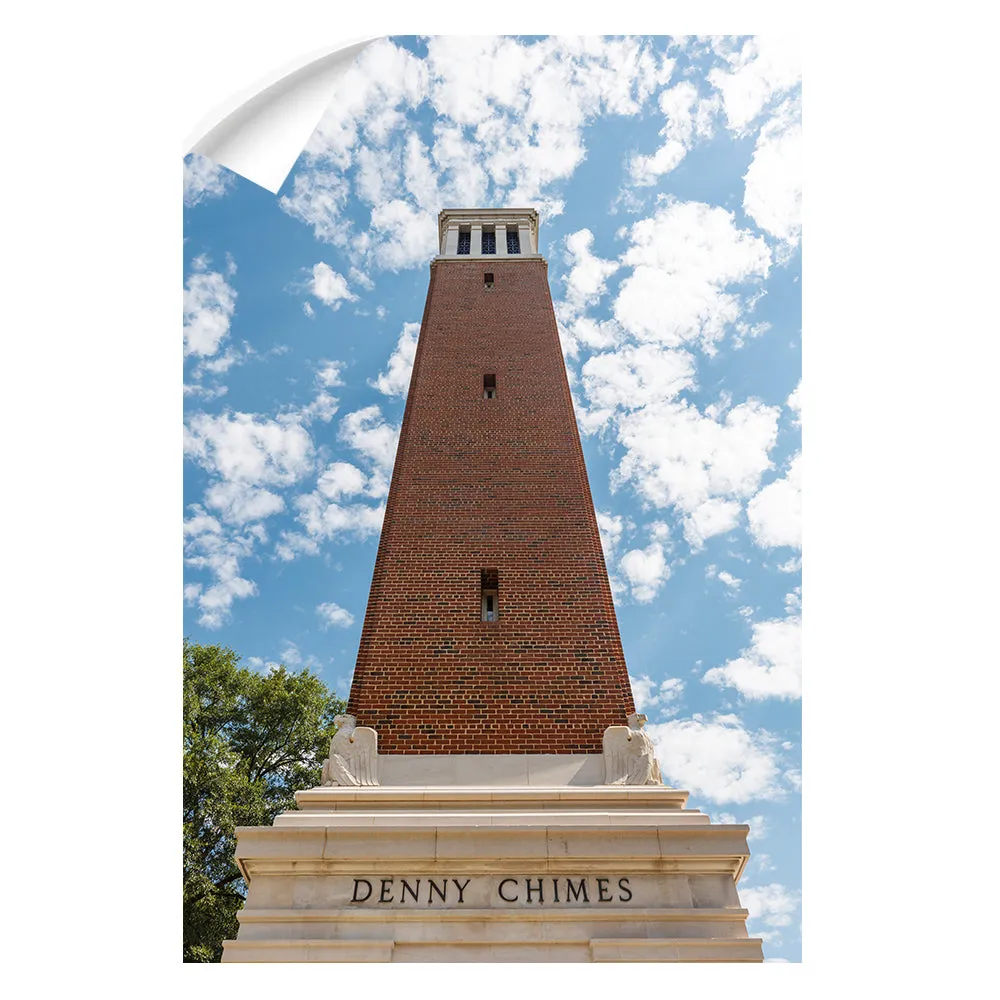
left=222, top=209, right=763, bottom=963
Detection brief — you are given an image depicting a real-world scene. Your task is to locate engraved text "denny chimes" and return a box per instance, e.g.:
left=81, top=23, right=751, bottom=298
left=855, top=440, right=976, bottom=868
left=350, top=876, right=633, bottom=905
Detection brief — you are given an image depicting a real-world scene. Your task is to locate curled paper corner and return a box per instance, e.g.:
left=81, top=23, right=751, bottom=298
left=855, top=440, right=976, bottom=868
left=185, top=36, right=382, bottom=195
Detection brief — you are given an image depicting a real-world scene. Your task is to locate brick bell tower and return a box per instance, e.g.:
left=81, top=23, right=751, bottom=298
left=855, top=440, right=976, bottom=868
left=347, top=208, right=635, bottom=753
left=222, top=210, right=763, bottom=964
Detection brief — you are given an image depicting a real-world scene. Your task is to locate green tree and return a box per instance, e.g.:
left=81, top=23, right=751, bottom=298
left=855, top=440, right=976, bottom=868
left=183, top=639, right=345, bottom=962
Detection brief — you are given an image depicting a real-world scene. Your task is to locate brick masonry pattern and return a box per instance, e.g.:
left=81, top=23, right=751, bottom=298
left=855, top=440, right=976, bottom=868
left=347, top=259, right=636, bottom=753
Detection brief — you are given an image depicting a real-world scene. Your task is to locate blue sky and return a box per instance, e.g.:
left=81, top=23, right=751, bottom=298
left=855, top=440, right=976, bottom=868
left=183, top=35, right=802, bottom=960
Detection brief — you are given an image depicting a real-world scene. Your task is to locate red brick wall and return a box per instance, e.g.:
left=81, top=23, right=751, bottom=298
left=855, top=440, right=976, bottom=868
left=347, top=258, right=636, bottom=753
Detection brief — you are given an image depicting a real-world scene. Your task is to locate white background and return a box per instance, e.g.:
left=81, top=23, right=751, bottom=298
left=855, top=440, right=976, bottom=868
left=4, top=1, right=995, bottom=993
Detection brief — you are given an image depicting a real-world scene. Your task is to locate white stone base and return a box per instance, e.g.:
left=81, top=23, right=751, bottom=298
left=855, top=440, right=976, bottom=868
left=222, top=755, right=763, bottom=963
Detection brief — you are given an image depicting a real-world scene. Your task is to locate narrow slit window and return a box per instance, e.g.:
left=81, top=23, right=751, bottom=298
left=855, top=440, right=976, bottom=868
left=481, top=227, right=496, bottom=254
left=484, top=272, right=494, bottom=289
left=481, top=568, right=499, bottom=622
left=483, top=374, right=497, bottom=399
left=457, top=227, right=471, bottom=254
left=506, top=227, right=521, bottom=254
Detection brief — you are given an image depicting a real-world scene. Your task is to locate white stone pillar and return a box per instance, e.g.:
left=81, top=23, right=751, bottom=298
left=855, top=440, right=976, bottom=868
left=495, top=223, right=509, bottom=256
left=471, top=224, right=483, bottom=256
left=518, top=221, right=533, bottom=254
left=444, top=223, right=459, bottom=255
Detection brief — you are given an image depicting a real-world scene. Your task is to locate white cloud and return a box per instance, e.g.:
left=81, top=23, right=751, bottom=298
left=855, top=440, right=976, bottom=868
left=646, top=713, right=787, bottom=803
left=369, top=200, right=439, bottom=271
left=283, top=37, right=672, bottom=273
left=578, top=345, right=696, bottom=428
left=777, top=555, right=801, bottom=573
left=316, top=360, right=346, bottom=388
left=183, top=265, right=237, bottom=358
left=303, top=39, right=430, bottom=166
left=183, top=507, right=261, bottom=628
left=595, top=509, right=632, bottom=563
left=184, top=411, right=314, bottom=486
left=703, top=609, right=802, bottom=700
left=183, top=153, right=235, bottom=206
left=302, top=301, right=315, bottom=318
left=288, top=492, right=385, bottom=549
left=717, top=570, right=742, bottom=590
left=786, top=380, right=801, bottom=423
left=620, top=541, right=670, bottom=603
left=614, top=200, right=771, bottom=354
left=784, top=587, right=801, bottom=615
left=681, top=497, right=743, bottom=550
left=316, top=461, right=369, bottom=501
left=275, top=447, right=389, bottom=562
left=747, top=451, right=801, bottom=549
left=310, top=262, right=357, bottom=310
left=709, top=36, right=801, bottom=134
left=629, top=81, right=718, bottom=184
left=292, top=392, right=339, bottom=425
left=595, top=509, right=633, bottom=599
left=317, top=602, right=355, bottom=629
left=740, top=882, right=800, bottom=930
left=371, top=322, right=419, bottom=397
left=280, top=169, right=352, bottom=245
left=561, top=229, right=620, bottom=314
left=744, top=98, right=802, bottom=250
left=183, top=383, right=228, bottom=402
left=204, top=481, right=284, bottom=525
left=194, top=343, right=253, bottom=377
left=630, top=674, right=685, bottom=718
left=613, top=397, right=781, bottom=520
left=339, top=405, right=399, bottom=472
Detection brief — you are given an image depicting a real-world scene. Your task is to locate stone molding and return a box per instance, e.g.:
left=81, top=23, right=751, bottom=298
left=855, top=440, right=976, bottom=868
left=431, top=253, right=547, bottom=264
left=319, top=752, right=642, bottom=788
left=223, top=937, right=762, bottom=963
left=223, top=781, right=761, bottom=962
left=236, top=908, right=750, bottom=923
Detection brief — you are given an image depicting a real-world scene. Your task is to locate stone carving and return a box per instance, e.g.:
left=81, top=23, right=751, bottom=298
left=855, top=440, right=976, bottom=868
left=321, top=715, right=379, bottom=786
left=602, top=713, right=663, bottom=786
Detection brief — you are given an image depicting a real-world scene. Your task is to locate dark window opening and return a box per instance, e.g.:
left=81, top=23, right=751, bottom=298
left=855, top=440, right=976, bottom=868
left=484, top=272, right=494, bottom=289
left=484, top=374, right=497, bottom=399
left=481, top=568, right=499, bottom=622
left=481, top=228, right=496, bottom=254
left=506, top=227, right=521, bottom=254
left=457, top=228, right=471, bottom=254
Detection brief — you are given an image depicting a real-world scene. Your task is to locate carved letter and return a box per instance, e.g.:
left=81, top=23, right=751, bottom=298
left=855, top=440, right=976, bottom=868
left=525, top=878, right=544, bottom=904
left=597, top=877, right=612, bottom=902
left=379, top=878, right=394, bottom=903
left=400, top=879, right=420, bottom=904
left=552, top=878, right=560, bottom=903
left=452, top=878, right=471, bottom=904
left=498, top=878, right=519, bottom=902
left=351, top=879, right=373, bottom=903
left=428, top=879, right=448, bottom=904
left=618, top=877, right=633, bottom=902
left=566, top=878, right=589, bottom=903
